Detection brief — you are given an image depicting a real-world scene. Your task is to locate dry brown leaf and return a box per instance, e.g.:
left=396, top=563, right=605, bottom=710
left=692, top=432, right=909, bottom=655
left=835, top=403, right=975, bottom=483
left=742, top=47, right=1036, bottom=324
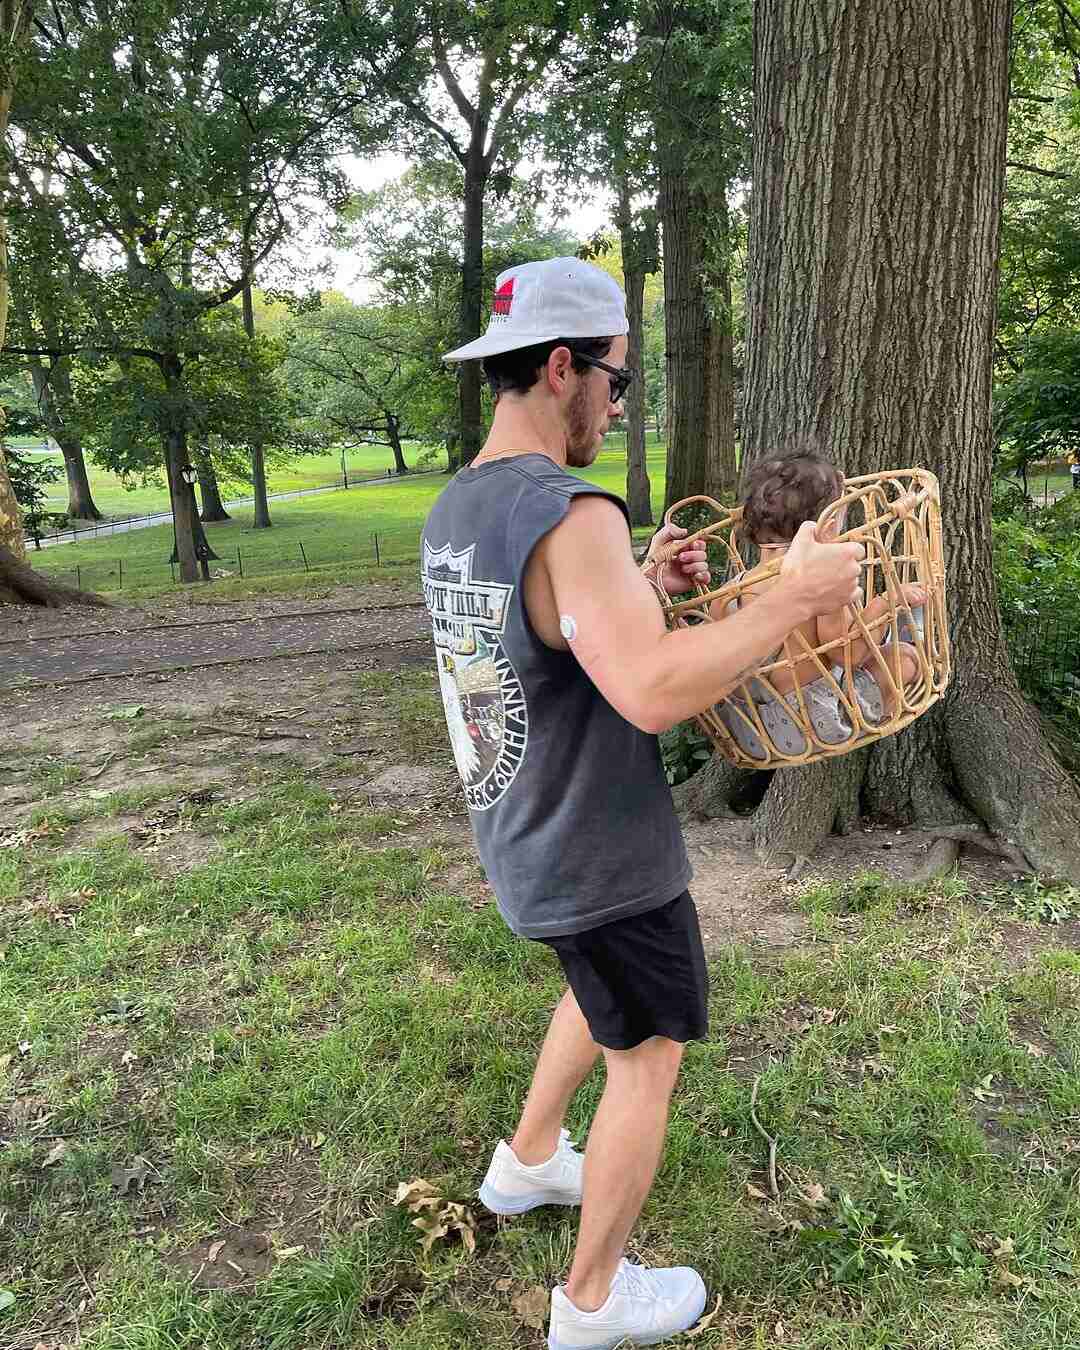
left=207, top=1240, right=226, bottom=1264
left=394, top=1178, right=441, bottom=1212
left=495, top=1277, right=512, bottom=1292
left=42, top=1140, right=68, bottom=1167
left=800, top=1182, right=827, bottom=1208
left=686, top=1295, right=723, bottom=1337
left=992, top=1236, right=1015, bottom=1259
left=993, top=1262, right=1024, bottom=1290
left=746, top=1182, right=771, bottom=1202
left=511, top=1285, right=549, bottom=1330
left=1022, top=1041, right=1046, bottom=1058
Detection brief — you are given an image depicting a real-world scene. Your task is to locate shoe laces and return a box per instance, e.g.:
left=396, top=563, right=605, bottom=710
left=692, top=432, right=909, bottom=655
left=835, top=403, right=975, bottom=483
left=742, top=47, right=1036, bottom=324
left=615, top=1259, right=659, bottom=1301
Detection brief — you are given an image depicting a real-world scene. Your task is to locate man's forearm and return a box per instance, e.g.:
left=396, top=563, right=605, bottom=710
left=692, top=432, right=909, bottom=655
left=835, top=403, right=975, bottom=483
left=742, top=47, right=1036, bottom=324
left=633, top=585, right=812, bottom=733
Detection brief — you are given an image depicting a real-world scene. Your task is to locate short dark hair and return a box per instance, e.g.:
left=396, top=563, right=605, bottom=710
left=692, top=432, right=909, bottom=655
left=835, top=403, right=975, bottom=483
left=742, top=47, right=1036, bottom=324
left=742, top=441, right=844, bottom=544
left=482, top=336, right=615, bottom=399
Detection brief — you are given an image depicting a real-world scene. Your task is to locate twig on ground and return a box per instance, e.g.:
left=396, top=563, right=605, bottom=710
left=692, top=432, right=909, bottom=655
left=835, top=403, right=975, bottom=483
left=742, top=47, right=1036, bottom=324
left=749, top=1075, right=780, bottom=1199
left=195, top=724, right=311, bottom=741
left=86, top=753, right=118, bottom=779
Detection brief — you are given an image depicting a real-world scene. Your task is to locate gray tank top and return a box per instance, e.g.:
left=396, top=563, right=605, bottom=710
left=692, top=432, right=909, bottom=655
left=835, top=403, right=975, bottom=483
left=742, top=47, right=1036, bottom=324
left=421, top=454, right=691, bottom=938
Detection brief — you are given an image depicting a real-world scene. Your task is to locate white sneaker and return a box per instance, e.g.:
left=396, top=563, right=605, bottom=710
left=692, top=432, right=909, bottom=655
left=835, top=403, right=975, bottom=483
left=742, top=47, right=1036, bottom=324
left=479, top=1128, right=583, bottom=1214
left=547, top=1259, right=707, bottom=1349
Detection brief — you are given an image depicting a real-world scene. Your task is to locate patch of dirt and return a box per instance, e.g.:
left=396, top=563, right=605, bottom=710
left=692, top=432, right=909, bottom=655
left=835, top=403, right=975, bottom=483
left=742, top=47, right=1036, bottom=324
left=6, top=583, right=1078, bottom=975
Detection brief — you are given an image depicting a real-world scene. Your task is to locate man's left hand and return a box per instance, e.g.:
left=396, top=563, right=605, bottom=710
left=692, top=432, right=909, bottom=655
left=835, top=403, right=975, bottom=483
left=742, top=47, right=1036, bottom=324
left=645, top=524, right=711, bottom=596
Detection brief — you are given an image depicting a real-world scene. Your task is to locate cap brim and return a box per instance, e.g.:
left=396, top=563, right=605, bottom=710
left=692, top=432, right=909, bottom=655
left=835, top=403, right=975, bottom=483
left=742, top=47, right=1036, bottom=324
left=442, top=332, right=565, bottom=363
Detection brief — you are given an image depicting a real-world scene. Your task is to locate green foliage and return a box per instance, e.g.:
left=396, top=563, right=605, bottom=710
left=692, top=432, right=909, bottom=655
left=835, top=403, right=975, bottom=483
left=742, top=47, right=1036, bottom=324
left=995, top=329, right=1080, bottom=469
left=659, top=720, right=712, bottom=786
left=5, top=447, right=67, bottom=541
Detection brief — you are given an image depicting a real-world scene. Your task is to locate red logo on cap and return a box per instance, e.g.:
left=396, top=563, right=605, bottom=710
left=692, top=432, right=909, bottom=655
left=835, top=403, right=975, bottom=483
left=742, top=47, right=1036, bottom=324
left=492, top=278, right=515, bottom=316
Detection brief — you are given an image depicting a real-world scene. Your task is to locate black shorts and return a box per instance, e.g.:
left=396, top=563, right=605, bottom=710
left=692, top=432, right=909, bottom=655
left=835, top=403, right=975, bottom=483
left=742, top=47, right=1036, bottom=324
left=537, top=892, right=709, bottom=1051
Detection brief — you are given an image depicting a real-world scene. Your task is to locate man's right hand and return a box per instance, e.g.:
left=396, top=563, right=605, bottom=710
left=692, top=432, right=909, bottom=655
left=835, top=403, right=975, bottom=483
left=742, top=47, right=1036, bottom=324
left=779, top=520, right=864, bottom=619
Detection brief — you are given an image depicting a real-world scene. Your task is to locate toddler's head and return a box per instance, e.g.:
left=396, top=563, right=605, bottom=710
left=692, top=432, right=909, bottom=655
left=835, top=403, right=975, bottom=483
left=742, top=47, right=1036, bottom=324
left=742, top=444, right=844, bottom=546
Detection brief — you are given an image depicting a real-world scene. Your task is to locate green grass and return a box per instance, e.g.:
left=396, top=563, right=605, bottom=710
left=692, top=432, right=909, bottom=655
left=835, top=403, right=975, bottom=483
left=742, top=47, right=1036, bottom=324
left=31, top=443, right=671, bottom=597
left=34, top=443, right=440, bottom=524
left=3, top=771, right=1080, bottom=1348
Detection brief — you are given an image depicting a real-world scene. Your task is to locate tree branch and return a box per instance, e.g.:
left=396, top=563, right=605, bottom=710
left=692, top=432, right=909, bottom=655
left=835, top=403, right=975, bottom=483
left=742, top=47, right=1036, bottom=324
left=1005, top=159, right=1074, bottom=181
left=431, top=17, right=476, bottom=125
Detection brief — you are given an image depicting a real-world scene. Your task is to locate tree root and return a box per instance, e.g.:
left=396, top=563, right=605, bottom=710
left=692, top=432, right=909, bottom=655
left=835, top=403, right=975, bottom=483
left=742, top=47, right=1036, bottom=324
left=915, top=822, right=1034, bottom=880
left=0, top=544, right=111, bottom=609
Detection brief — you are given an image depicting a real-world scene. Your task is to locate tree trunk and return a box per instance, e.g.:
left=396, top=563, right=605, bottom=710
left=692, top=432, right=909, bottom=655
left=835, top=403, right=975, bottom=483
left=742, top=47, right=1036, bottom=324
left=659, top=169, right=709, bottom=511
left=29, top=358, right=103, bottom=520
left=0, top=543, right=111, bottom=608
left=457, top=143, right=486, bottom=468
left=617, top=184, right=654, bottom=528
left=241, top=273, right=272, bottom=529
left=0, top=0, right=34, bottom=563
left=707, top=0, right=1080, bottom=881
left=196, top=445, right=231, bottom=522
left=702, top=197, right=737, bottom=503
left=387, top=414, right=408, bottom=475
left=162, top=362, right=216, bottom=583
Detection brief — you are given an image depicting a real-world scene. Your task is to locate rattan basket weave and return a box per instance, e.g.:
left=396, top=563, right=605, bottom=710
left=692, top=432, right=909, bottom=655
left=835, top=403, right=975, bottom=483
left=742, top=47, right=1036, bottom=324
left=645, top=469, right=951, bottom=769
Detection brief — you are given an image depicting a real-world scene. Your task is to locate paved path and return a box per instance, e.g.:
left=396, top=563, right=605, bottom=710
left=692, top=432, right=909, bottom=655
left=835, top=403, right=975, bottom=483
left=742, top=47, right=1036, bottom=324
left=2, top=604, right=431, bottom=688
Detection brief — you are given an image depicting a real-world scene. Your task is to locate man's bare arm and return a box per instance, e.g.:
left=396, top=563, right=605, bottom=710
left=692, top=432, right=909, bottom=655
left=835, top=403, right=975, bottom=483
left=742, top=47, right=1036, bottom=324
left=533, top=497, right=863, bottom=734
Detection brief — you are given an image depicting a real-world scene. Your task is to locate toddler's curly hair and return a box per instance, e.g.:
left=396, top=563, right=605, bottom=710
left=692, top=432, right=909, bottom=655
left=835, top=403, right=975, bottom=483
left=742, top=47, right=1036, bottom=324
left=742, top=442, right=844, bottom=544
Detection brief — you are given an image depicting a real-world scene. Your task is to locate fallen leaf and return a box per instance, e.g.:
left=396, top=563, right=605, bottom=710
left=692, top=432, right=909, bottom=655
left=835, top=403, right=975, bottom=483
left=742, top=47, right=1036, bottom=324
left=511, top=1285, right=549, bottom=1330
left=275, top=1245, right=304, bottom=1259
left=686, top=1294, right=723, bottom=1337
left=0, top=1053, right=11, bottom=1073
left=993, top=1262, right=1025, bottom=1290
left=800, top=1182, right=827, bottom=1208
left=121, top=1050, right=138, bottom=1068
left=496, top=1277, right=512, bottom=1291
left=746, top=1182, right=771, bottom=1202
left=394, top=1178, right=443, bottom=1213
left=0, top=1289, right=14, bottom=1314
left=774, top=1317, right=786, bottom=1340
left=310, top=1131, right=327, bottom=1149
left=992, top=1236, right=1016, bottom=1259
left=1022, top=1041, right=1046, bottom=1058
left=208, top=1240, right=226, bottom=1264
left=42, top=1141, right=68, bottom=1167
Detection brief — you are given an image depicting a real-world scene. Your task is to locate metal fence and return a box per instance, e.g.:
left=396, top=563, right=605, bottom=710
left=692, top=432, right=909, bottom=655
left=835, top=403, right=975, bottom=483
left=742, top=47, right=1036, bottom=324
left=34, top=531, right=414, bottom=593
left=1002, top=612, right=1080, bottom=714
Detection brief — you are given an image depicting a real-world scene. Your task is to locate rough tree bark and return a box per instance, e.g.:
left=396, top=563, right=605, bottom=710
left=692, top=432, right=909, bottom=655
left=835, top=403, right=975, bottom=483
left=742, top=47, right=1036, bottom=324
left=616, top=181, right=655, bottom=528
left=196, top=445, right=231, bottom=523
left=457, top=145, right=486, bottom=469
left=0, top=0, right=109, bottom=606
left=702, top=195, right=738, bottom=503
left=241, top=273, right=272, bottom=529
left=659, top=169, right=709, bottom=509
left=29, top=357, right=103, bottom=520
left=386, top=414, right=409, bottom=476
left=701, top=0, right=1080, bottom=881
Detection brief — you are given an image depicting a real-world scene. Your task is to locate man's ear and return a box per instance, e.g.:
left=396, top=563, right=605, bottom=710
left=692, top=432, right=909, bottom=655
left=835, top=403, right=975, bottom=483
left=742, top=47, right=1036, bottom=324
left=546, top=345, right=574, bottom=394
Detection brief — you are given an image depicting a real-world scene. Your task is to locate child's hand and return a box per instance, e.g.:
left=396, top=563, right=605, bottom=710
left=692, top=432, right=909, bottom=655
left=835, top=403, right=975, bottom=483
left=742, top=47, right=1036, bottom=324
left=645, top=524, right=711, bottom=595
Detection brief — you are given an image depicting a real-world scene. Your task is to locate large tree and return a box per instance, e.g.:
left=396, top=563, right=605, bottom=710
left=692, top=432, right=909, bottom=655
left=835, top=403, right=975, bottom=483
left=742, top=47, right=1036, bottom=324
left=686, top=0, right=1080, bottom=883
left=650, top=0, right=749, bottom=510
left=364, top=1, right=626, bottom=467
left=5, top=0, right=395, bottom=591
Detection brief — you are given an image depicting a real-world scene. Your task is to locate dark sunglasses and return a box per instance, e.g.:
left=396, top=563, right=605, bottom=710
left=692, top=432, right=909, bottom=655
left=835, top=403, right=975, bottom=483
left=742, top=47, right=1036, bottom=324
left=574, top=354, right=634, bottom=404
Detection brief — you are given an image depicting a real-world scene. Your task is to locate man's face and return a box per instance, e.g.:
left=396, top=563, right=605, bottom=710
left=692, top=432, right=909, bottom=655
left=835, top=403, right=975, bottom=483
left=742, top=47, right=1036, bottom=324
left=565, top=335, right=629, bottom=468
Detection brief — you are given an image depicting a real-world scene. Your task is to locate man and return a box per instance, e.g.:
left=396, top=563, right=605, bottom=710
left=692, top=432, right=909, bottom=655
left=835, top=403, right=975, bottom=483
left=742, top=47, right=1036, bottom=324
left=421, top=258, right=862, bottom=1349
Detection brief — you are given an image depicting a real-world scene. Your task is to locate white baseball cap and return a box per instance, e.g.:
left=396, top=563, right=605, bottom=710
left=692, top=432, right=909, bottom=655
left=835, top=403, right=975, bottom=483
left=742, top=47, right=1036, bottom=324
left=442, top=257, right=628, bottom=363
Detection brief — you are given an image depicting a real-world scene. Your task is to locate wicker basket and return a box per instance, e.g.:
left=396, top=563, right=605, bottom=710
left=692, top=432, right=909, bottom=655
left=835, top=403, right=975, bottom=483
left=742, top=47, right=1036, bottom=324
left=645, top=469, right=951, bottom=769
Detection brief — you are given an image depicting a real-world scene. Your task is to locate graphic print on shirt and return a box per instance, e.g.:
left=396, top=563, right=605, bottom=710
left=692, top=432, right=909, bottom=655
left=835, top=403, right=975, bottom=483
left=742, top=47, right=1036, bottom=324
left=422, top=541, right=528, bottom=810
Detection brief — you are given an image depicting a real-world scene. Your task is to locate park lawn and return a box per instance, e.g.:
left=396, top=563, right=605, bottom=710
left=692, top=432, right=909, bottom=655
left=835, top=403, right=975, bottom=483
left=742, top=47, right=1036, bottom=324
left=32, top=443, right=671, bottom=597
left=33, top=432, right=667, bottom=527
left=32, top=445, right=438, bottom=525
left=2, top=696, right=1080, bottom=1347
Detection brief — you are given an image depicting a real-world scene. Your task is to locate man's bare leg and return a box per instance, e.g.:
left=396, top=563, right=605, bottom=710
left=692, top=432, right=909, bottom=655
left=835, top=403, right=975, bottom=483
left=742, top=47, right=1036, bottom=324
left=564, top=1036, right=684, bottom=1311
left=510, top=987, right=601, bottom=1165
